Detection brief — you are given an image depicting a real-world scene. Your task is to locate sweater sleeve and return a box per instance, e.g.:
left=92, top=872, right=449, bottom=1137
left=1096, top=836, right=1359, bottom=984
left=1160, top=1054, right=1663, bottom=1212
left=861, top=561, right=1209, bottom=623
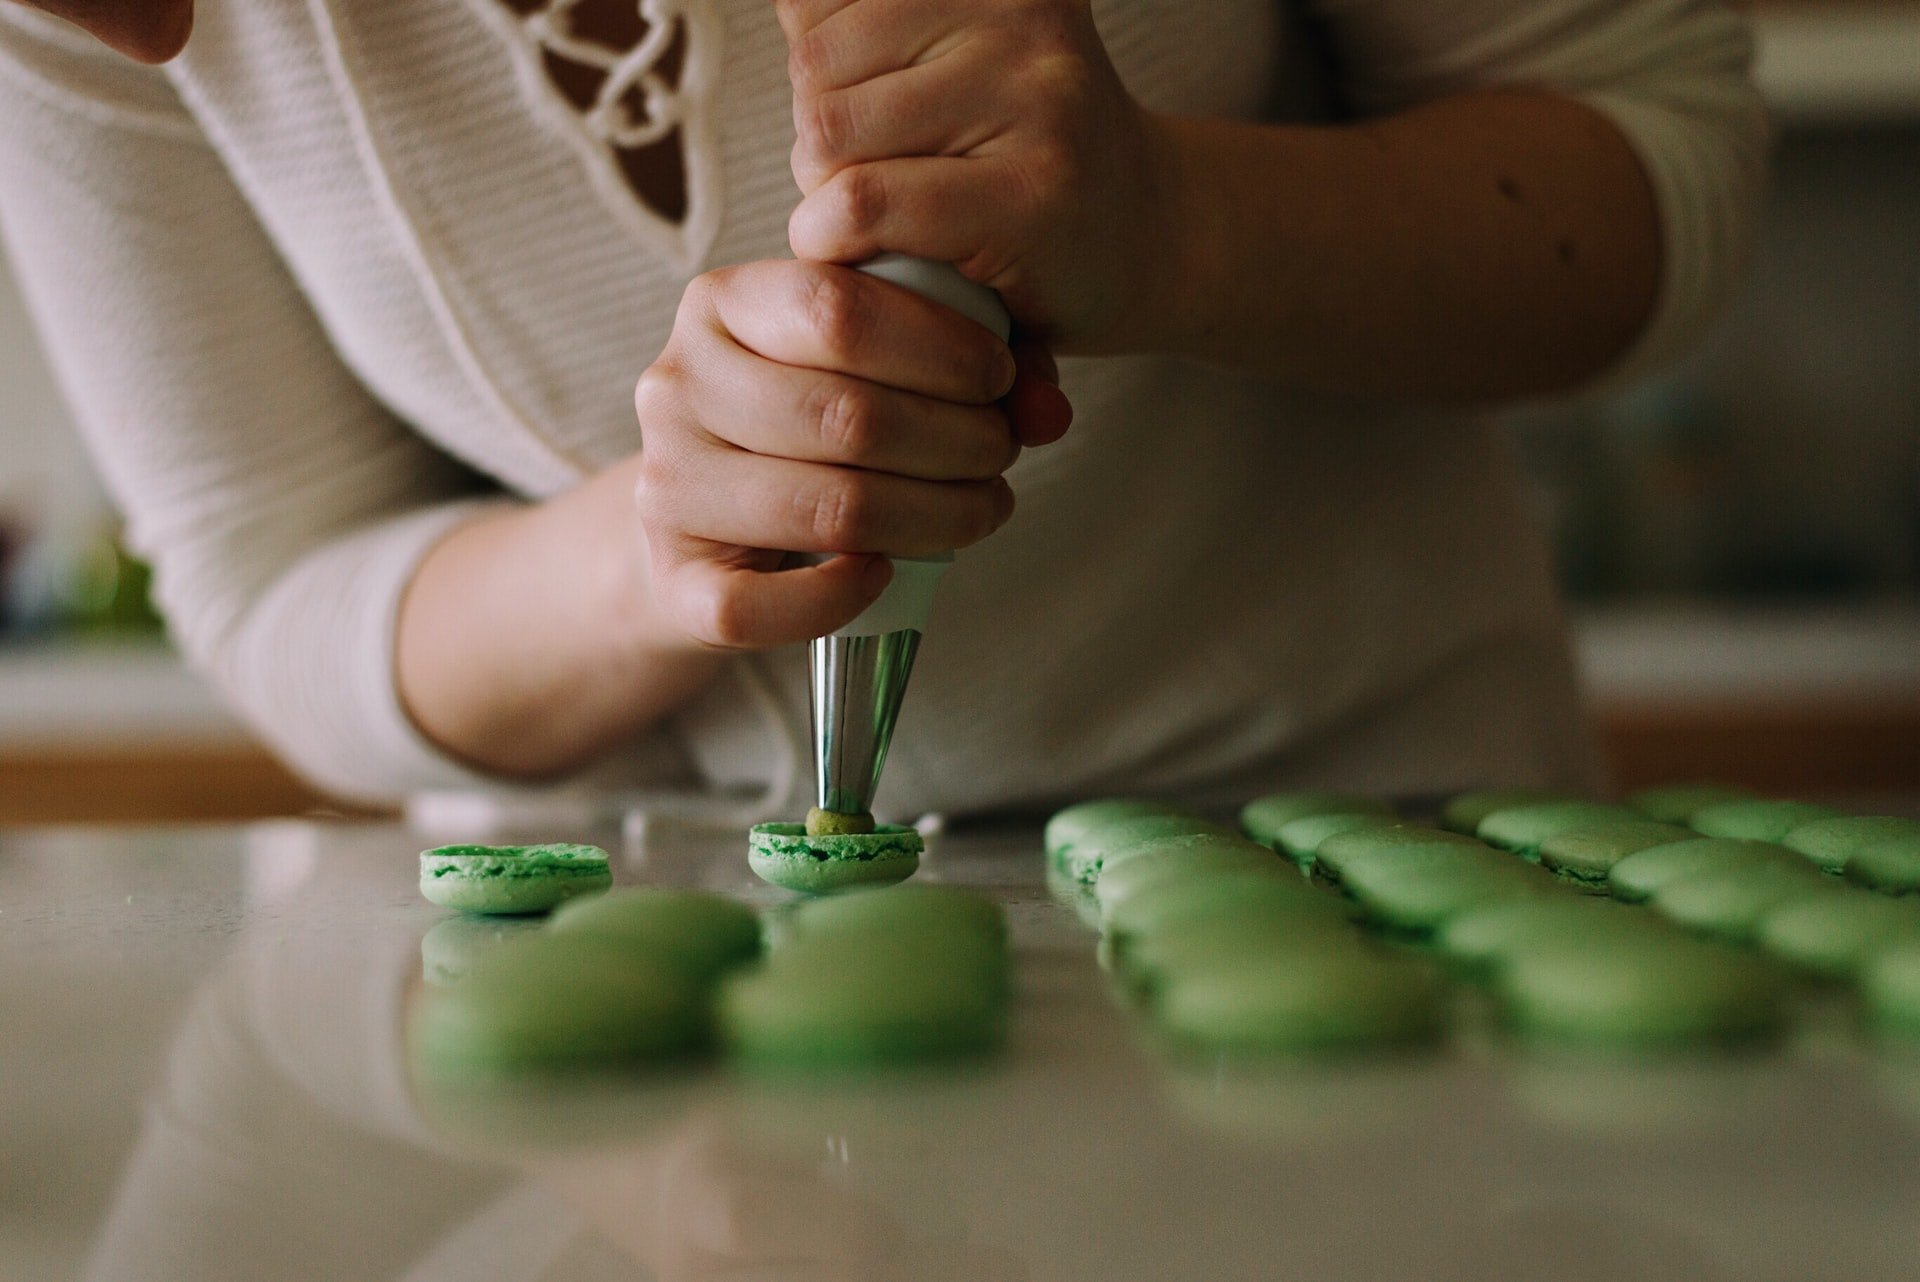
left=0, top=10, right=513, bottom=804
left=1305, top=0, right=1769, bottom=385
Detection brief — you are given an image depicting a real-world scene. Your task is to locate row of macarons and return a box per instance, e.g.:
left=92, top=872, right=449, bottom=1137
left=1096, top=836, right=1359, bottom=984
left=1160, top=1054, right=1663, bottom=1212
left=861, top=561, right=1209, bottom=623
left=1044, top=787, right=1920, bottom=1053
left=411, top=872, right=1009, bottom=1079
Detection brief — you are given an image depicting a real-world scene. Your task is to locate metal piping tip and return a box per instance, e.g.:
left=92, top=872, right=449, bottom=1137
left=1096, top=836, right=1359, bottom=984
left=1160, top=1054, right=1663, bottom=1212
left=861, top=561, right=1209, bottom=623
left=810, top=629, right=923, bottom=816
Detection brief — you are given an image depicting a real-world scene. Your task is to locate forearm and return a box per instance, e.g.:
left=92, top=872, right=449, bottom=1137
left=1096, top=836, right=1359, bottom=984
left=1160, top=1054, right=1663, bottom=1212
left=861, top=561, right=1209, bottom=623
left=1147, top=90, right=1661, bottom=404
left=396, top=457, right=724, bottom=779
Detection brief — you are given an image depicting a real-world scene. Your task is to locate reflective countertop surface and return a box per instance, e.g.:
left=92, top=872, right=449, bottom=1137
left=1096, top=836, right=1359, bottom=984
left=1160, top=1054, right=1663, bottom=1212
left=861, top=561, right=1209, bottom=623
left=5, top=818, right=1920, bottom=1282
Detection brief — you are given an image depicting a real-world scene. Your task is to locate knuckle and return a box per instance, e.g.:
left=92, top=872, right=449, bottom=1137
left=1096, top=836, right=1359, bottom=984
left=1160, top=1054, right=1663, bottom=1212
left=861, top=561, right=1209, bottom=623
left=833, top=164, right=885, bottom=232
left=786, top=32, right=831, bottom=94
left=632, top=361, right=680, bottom=428
left=809, top=380, right=878, bottom=463
left=797, top=267, right=871, bottom=361
left=805, top=476, right=875, bottom=550
left=796, top=91, right=853, bottom=164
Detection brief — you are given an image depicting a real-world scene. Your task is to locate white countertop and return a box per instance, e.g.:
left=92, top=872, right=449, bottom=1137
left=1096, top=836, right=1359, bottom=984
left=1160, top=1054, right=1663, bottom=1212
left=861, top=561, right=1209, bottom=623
left=3, top=820, right=1919, bottom=1281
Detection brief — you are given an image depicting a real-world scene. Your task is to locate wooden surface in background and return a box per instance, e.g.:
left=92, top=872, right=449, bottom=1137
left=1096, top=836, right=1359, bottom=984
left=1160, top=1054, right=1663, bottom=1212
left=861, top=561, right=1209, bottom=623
left=2, top=701, right=1916, bottom=824
left=0, top=746, right=358, bottom=825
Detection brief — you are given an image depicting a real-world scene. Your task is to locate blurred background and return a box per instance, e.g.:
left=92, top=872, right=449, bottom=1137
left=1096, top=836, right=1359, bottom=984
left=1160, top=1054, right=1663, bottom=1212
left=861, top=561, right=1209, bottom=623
left=1, top=0, right=1915, bottom=823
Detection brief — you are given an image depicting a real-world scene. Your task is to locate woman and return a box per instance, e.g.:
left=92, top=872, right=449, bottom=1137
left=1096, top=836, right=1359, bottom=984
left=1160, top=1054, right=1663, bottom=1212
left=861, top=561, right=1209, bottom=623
left=0, top=0, right=1764, bottom=816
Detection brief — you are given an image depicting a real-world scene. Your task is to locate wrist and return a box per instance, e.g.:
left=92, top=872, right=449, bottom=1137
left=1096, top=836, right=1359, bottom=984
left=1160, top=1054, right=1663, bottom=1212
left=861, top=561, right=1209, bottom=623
left=1123, top=113, right=1227, bottom=359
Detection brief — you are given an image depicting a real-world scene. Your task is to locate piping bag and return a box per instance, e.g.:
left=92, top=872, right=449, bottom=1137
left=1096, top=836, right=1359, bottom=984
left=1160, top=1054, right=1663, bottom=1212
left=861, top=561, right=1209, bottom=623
left=808, top=254, right=1012, bottom=822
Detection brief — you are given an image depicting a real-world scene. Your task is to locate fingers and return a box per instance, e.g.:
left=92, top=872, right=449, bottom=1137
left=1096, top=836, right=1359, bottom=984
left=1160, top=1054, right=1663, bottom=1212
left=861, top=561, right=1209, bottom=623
left=1007, top=338, right=1073, bottom=447
left=653, top=446, right=1013, bottom=558
left=788, top=157, right=1020, bottom=273
left=786, top=0, right=960, bottom=96
left=672, top=339, right=1019, bottom=481
left=652, top=551, right=893, bottom=650
left=791, top=48, right=1004, bottom=193
left=709, top=260, right=1014, bottom=405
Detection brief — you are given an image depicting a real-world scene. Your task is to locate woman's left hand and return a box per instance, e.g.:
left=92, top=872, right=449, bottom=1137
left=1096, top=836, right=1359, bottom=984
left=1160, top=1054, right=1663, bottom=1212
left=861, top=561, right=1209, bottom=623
left=778, top=0, right=1173, bottom=355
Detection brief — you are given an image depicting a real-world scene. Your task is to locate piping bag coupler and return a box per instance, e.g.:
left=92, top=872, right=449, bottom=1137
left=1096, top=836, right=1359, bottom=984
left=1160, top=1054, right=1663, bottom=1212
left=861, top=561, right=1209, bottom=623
left=809, top=254, right=1012, bottom=818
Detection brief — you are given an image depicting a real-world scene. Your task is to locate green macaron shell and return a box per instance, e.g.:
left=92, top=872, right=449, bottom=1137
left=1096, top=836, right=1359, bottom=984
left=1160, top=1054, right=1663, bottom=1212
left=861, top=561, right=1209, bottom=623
left=1845, top=833, right=1920, bottom=895
left=1340, top=845, right=1560, bottom=935
left=747, top=822, right=922, bottom=894
left=1755, top=891, right=1920, bottom=979
left=1498, top=936, right=1788, bottom=1049
left=1537, top=820, right=1696, bottom=884
left=1861, top=942, right=1920, bottom=1042
left=1608, top=838, right=1806, bottom=903
left=719, top=958, right=1003, bottom=1068
left=1476, top=801, right=1641, bottom=861
left=784, top=882, right=1005, bottom=943
left=1649, top=863, right=1835, bottom=942
left=1440, top=789, right=1574, bottom=835
left=1689, top=799, right=1845, bottom=843
left=1312, top=826, right=1485, bottom=885
left=1057, top=813, right=1233, bottom=885
left=1152, top=947, right=1445, bottom=1056
left=1435, top=898, right=1670, bottom=975
left=1784, top=816, right=1920, bottom=873
left=548, top=887, right=762, bottom=979
left=1118, top=916, right=1360, bottom=999
left=419, top=843, right=613, bottom=915
left=1092, top=836, right=1281, bottom=915
left=1238, top=792, right=1393, bottom=848
left=1274, top=812, right=1404, bottom=868
left=1102, top=871, right=1347, bottom=942
left=409, top=933, right=707, bottom=1078
left=1627, top=783, right=1756, bottom=826
left=1046, top=799, right=1193, bottom=863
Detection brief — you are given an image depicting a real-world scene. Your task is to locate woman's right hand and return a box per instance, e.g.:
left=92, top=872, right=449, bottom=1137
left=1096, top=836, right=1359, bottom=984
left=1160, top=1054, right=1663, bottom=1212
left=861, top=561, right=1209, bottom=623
left=633, top=258, right=1070, bottom=650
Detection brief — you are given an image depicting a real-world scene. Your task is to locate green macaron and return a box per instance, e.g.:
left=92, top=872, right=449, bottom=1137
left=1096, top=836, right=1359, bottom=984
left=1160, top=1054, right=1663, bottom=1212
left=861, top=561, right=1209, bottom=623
left=1476, top=801, right=1641, bottom=861
left=1151, top=945, right=1445, bottom=1056
left=1755, top=891, right=1920, bottom=979
left=1056, top=812, right=1234, bottom=885
left=1435, top=897, right=1670, bottom=976
left=1117, top=915, right=1360, bottom=999
left=1312, top=826, right=1485, bottom=886
left=1238, top=792, right=1393, bottom=849
left=1688, top=799, right=1844, bottom=843
left=1274, top=812, right=1405, bottom=869
left=1608, top=838, right=1806, bottom=903
left=1860, top=941, right=1920, bottom=1043
left=548, top=887, right=762, bottom=980
left=1648, top=863, right=1835, bottom=942
left=1537, top=820, right=1696, bottom=887
left=409, top=933, right=707, bottom=1079
left=419, top=843, right=613, bottom=916
left=1440, top=788, right=1575, bottom=835
left=1092, top=834, right=1281, bottom=915
left=1045, top=799, right=1193, bottom=866
left=718, top=946, right=1004, bottom=1069
left=1844, top=832, right=1920, bottom=896
left=1497, top=935, right=1788, bottom=1050
left=747, top=822, right=922, bottom=894
left=1102, top=870, right=1348, bottom=943
left=782, top=882, right=1005, bottom=943
left=1339, top=844, right=1560, bottom=935
left=1627, top=783, right=1756, bottom=826
left=1784, top=816, right=1920, bottom=873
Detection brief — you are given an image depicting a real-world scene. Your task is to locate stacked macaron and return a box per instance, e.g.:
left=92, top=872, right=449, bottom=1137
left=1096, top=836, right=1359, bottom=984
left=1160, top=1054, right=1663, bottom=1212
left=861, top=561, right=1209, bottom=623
left=1061, top=794, right=1448, bottom=1056
left=412, top=873, right=1011, bottom=1080
left=718, top=884, right=1008, bottom=1070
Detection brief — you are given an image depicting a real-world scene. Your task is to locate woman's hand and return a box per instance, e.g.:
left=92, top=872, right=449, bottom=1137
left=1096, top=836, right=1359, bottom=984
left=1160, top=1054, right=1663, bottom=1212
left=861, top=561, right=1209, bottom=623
left=777, top=0, right=1173, bottom=355
left=634, top=257, right=1064, bottom=651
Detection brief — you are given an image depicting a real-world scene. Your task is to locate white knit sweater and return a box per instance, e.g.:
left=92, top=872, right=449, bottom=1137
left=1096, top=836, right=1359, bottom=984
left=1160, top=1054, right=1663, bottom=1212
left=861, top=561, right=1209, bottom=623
left=0, top=0, right=1765, bottom=816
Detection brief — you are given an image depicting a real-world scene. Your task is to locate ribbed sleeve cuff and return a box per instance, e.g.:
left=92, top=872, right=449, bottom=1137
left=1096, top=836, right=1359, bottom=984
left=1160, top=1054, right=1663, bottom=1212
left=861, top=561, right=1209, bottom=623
left=1572, top=84, right=1769, bottom=389
left=219, top=499, right=514, bottom=806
